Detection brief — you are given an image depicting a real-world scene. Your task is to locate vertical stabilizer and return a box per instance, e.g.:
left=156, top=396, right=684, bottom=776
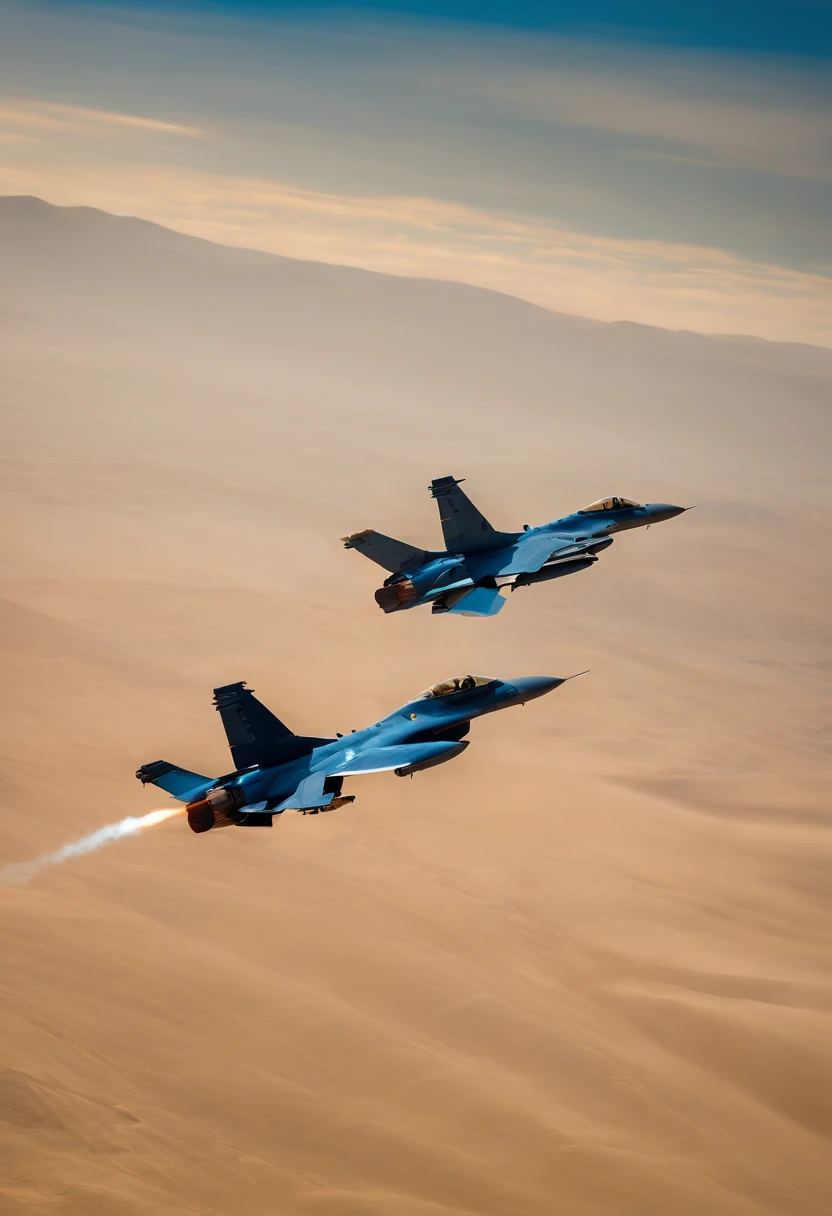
left=213, top=682, right=294, bottom=769
left=430, top=476, right=517, bottom=554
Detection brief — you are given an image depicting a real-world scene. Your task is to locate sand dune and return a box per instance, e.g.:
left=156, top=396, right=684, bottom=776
left=1, top=197, right=830, bottom=1215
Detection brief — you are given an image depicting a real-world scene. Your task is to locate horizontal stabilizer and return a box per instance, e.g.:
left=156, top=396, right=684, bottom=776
left=443, top=586, right=507, bottom=616
left=342, top=529, right=429, bottom=574
left=329, top=740, right=468, bottom=776
left=136, top=760, right=215, bottom=803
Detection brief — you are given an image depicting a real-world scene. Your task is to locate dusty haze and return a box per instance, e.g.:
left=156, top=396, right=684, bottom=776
left=1, top=195, right=830, bottom=1215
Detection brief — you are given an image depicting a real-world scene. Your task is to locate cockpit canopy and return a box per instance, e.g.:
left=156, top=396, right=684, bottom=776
left=410, top=674, right=495, bottom=702
left=578, top=497, right=642, bottom=514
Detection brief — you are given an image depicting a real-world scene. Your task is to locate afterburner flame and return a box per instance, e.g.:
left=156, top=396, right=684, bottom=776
left=138, top=807, right=183, bottom=830
left=0, top=806, right=185, bottom=887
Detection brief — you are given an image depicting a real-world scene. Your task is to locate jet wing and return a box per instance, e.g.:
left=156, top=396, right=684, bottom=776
left=328, top=740, right=468, bottom=776
left=487, top=534, right=578, bottom=577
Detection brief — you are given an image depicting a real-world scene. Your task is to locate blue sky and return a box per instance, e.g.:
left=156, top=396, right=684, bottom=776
left=83, top=0, right=832, bottom=56
left=0, top=0, right=829, bottom=342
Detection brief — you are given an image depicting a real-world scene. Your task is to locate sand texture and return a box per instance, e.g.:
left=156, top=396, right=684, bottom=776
left=1, top=196, right=830, bottom=1215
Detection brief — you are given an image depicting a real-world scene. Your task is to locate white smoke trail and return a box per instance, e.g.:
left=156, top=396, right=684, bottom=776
left=0, top=808, right=182, bottom=887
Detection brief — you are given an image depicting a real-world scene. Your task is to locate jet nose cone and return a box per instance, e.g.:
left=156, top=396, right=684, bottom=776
left=510, top=676, right=565, bottom=704
left=647, top=502, right=686, bottom=522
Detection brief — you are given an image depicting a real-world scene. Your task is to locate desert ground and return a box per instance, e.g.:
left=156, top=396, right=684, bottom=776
left=1, top=196, right=830, bottom=1215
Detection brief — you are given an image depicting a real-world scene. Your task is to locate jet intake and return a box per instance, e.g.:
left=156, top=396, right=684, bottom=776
left=545, top=536, right=614, bottom=562
left=585, top=536, right=614, bottom=555
left=394, top=740, right=469, bottom=776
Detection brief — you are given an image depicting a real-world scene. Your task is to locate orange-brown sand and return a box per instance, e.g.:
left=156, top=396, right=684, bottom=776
left=1, top=197, right=830, bottom=1215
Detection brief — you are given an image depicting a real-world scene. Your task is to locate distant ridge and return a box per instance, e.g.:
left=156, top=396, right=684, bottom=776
left=0, top=192, right=582, bottom=325
left=2, top=194, right=826, bottom=354
left=1, top=191, right=828, bottom=491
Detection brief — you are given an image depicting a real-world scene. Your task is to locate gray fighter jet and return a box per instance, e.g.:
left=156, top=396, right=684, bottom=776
left=343, top=477, right=689, bottom=616
left=137, top=673, right=582, bottom=832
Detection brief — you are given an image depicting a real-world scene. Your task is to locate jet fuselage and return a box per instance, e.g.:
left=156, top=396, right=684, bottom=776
left=369, top=497, right=687, bottom=616
left=137, top=674, right=571, bottom=832
left=211, top=676, right=558, bottom=807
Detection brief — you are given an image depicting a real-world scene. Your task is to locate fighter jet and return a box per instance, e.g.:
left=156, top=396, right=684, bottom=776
left=136, top=673, right=582, bottom=833
left=343, top=477, right=689, bottom=617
